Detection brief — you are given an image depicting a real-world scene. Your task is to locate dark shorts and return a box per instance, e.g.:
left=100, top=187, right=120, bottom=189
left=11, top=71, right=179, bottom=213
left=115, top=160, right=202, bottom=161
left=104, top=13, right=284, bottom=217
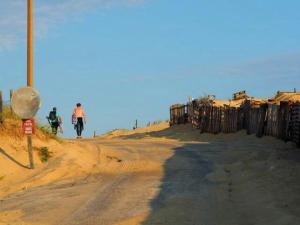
left=76, top=117, right=84, bottom=136
left=51, top=121, right=59, bottom=128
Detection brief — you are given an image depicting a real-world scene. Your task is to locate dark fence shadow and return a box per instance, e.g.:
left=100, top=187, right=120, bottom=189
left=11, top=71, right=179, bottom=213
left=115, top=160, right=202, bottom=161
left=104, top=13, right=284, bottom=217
left=137, top=125, right=300, bottom=225
left=141, top=142, right=216, bottom=225
left=0, top=147, right=30, bottom=169
left=119, top=124, right=247, bottom=143
left=119, top=124, right=213, bottom=142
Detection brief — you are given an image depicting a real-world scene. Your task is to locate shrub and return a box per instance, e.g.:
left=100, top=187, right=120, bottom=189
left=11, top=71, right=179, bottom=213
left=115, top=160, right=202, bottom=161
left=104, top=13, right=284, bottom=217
left=38, top=147, right=52, bottom=163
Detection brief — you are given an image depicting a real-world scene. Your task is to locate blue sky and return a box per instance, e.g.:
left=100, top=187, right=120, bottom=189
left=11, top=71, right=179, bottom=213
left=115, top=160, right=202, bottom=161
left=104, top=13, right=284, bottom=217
left=0, top=0, right=300, bottom=137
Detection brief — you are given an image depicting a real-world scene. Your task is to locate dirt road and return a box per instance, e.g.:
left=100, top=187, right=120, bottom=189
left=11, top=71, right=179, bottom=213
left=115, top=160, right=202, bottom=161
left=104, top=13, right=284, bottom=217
left=1, top=125, right=300, bottom=225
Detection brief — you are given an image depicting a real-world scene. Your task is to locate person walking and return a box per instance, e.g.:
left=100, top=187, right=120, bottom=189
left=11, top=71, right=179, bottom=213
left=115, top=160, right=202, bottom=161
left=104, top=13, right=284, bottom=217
left=72, top=103, right=86, bottom=139
left=47, top=107, right=63, bottom=135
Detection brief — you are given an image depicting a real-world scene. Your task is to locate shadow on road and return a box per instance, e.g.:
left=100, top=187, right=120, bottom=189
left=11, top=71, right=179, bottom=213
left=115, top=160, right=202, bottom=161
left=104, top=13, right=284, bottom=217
left=119, top=124, right=206, bottom=142
left=0, top=147, right=30, bottom=169
left=141, top=142, right=215, bottom=225
left=137, top=125, right=300, bottom=225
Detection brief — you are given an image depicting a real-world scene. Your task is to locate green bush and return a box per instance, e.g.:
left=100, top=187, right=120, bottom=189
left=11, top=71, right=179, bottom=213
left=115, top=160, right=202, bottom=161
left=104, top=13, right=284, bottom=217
left=38, top=147, right=52, bottom=163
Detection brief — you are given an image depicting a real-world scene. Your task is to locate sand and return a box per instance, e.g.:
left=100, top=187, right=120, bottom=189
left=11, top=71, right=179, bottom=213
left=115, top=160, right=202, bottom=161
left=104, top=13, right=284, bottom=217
left=1, top=123, right=300, bottom=225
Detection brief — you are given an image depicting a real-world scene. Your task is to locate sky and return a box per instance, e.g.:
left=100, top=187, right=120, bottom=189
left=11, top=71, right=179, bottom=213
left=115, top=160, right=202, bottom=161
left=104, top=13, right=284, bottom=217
left=0, top=0, right=300, bottom=137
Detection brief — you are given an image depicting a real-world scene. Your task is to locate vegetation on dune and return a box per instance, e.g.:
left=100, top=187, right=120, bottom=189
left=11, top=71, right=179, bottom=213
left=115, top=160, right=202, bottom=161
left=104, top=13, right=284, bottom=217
left=35, top=123, right=63, bottom=142
left=0, top=105, right=61, bottom=141
left=0, top=106, right=24, bottom=139
left=2, top=105, right=19, bottom=120
left=37, top=147, right=53, bottom=163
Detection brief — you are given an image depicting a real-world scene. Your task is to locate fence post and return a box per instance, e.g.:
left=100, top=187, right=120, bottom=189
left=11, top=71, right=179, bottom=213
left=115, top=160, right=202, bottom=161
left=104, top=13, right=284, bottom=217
left=10, top=89, right=13, bottom=114
left=0, top=91, right=3, bottom=123
left=256, top=104, right=267, bottom=138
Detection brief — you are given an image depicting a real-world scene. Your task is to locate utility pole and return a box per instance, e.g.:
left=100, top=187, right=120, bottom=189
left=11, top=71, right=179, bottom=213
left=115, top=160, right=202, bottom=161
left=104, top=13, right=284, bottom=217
left=27, top=0, right=34, bottom=169
left=27, top=0, right=33, bottom=87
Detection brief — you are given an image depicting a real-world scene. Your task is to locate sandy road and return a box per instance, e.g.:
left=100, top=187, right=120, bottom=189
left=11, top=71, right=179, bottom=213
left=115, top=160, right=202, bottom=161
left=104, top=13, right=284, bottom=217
left=1, top=127, right=300, bottom=225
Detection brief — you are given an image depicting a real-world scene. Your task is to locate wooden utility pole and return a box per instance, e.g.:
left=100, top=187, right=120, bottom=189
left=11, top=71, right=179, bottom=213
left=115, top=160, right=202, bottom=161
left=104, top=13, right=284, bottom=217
left=27, top=0, right=33, bottom=87
left=27, top=0, right=34, bottom=169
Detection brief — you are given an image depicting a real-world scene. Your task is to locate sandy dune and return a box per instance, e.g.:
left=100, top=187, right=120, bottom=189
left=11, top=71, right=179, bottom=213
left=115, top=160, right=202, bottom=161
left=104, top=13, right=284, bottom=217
left=1, top=123, right=300, bottom=225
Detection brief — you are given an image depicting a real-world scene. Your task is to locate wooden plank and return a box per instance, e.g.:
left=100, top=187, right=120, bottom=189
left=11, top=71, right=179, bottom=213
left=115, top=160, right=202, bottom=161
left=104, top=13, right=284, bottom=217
left=290, top=103, right=300, bottom=146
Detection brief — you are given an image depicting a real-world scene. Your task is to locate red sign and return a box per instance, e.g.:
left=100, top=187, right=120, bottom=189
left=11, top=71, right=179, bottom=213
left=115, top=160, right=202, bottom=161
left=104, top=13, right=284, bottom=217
left=22, top=119, right=35, bottom=135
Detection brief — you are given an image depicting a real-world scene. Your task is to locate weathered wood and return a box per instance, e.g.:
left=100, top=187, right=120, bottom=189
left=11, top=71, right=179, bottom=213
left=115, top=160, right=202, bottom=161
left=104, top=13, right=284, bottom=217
left=10, top=89, right=13, bottom=114
left=256, top=104, right=267, bottom=138
left=290, top=103, right=300, bottom=146
left=277, top=102, right=290, bottom=141
left=170, top=99, right=300, bottom=148
left=264, top=104, right=280, bottom=137
left=170, top=104, right=187, bottom=126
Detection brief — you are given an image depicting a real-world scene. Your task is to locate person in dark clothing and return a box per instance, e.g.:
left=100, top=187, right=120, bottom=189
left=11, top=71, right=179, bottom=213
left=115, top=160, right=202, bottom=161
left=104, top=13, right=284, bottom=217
left=72, top=103, right=86, bottom=138
left=47, top=107, right=62, bottom=135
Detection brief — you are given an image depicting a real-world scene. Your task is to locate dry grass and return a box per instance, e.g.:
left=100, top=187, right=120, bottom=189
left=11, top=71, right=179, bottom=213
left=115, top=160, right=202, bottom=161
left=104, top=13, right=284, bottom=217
left=0, top=106, right=23, bottom=139
left=0, top=105, right=56, bottom=141
left=2, top=105, right=19, bottom=121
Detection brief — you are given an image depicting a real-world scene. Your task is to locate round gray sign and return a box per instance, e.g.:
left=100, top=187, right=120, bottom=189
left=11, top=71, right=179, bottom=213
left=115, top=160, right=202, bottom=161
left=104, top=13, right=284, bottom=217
left=11, top=87, right=41, bottom=119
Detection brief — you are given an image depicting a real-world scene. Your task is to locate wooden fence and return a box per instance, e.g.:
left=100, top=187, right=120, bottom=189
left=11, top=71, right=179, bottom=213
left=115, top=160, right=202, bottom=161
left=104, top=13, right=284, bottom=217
left=169, top=104, right=187, bottom=126
left=170, top=99, right=300, bottom=147
left=291, top=103, right=300, bottom=146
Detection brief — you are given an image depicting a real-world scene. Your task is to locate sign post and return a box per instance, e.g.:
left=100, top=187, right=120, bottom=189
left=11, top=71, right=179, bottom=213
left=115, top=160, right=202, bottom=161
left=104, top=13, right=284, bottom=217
left=11, top=88, right=40, bottom=169
left=23, top=118, right=35, bottom=168
left=27, top=134, right=34, bottom=169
